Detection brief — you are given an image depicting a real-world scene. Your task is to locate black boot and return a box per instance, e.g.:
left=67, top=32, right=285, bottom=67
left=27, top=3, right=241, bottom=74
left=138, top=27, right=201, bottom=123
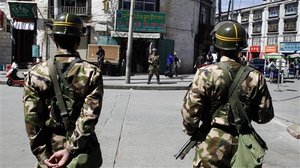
left=156, top=75, right=160, bottom=84
left=147, top=75, right=152, bottom=84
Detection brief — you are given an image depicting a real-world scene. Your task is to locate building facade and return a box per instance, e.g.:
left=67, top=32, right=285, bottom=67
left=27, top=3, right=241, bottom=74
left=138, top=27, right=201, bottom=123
left=217, top=0, right=300, bottom=60
left=0, top=0, right=216, bottom=73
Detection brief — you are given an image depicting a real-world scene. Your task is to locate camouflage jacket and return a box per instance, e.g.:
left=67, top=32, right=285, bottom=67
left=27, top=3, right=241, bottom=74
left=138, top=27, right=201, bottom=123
left=23, top=50, right=103, bottom=163
left=181, top=56, right=274, bottom=167
left=148, top=54, right=160, bottom=68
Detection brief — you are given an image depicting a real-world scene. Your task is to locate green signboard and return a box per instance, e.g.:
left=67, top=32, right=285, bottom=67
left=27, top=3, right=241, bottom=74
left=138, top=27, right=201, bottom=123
left=9, top=2, right=37, bottom=19
left=115, top=10, right=166, bottom=33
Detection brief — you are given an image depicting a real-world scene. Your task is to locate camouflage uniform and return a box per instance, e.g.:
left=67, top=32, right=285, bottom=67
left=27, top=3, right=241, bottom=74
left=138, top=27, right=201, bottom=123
left=181, top=56, right=274, bottom=168
left=23, top=50, right=103, bottom=168
left=148, top=52, right=160, bottom=84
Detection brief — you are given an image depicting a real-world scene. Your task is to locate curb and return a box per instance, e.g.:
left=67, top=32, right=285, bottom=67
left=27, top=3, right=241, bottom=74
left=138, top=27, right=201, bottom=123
left=0, top=80, right=189, bottom=90
left=104, top=84, right=188, bottom=90
left=287, top=124, right=300, bottom=139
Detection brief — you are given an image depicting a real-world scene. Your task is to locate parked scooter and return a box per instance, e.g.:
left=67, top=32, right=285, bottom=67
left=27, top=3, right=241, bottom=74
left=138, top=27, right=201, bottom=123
left=5, top=62, right=26, bottom=87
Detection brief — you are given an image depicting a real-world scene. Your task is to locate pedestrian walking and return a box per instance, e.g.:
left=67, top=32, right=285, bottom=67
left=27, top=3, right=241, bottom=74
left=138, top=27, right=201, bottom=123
left=194, top=52, right=205, bottom=70
left=295, top=59, right=300, bottom=80
left=96, top=45, right=105, bottom=70
left=165, top=52, right=174, bottom=78
left=23, top=13, right=103, bottom=168
left=147, top=48, right=160, bottom=84
left=268, top=60, right=277, bottom=83
left=180, top=20, right=274, bottom=168
left=173, top=52, right=181, bottom=77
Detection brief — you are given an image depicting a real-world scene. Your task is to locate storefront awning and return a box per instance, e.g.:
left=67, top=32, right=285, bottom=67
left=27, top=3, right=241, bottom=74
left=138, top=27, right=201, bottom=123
left=111, top=31, right=160, bottom=39
left=263, top=52, right=284, bottom=59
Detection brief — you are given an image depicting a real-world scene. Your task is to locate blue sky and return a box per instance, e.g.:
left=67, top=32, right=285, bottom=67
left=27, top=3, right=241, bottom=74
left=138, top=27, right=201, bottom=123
left=220, top=0, right=264, bottom=11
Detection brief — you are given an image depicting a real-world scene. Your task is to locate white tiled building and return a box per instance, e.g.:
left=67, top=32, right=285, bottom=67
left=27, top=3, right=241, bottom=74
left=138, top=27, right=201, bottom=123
left=0, top=0, right=216, bottom=73
left=217, top=0, right=300, bottom=60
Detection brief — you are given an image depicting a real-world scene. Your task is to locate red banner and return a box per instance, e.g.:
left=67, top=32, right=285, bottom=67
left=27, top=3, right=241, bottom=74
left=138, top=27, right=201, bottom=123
left=249, top=46, right=261, bottom=53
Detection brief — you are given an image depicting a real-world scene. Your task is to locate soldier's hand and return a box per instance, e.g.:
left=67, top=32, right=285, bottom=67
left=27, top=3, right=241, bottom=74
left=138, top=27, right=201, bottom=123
left=44, top=149, right=72, bottom=168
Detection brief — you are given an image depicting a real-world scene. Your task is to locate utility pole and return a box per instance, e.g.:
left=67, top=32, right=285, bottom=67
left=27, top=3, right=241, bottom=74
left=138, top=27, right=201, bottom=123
left=227, top=0, right=232, bottom=20
left=125, top=0, right=135, bottom=83
left=218, top=0, right=221, bottom=22
left=231, top=0, right=234, bottom=20
left=54, top=0, right=61, bottom=18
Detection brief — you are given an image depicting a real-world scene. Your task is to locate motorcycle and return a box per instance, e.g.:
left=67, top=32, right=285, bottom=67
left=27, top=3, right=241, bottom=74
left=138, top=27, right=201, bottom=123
left=5, top=63, right=27, bottom=87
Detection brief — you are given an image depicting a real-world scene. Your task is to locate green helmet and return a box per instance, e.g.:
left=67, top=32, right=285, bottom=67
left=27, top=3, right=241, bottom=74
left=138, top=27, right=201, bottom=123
left=52, top=13, right=86, bottom=37
left=212, top=20, right=248, bottom=51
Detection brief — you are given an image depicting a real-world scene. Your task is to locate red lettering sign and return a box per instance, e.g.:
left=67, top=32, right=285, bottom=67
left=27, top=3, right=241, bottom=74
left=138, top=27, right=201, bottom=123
left=250, top=46, right=261, bottom=53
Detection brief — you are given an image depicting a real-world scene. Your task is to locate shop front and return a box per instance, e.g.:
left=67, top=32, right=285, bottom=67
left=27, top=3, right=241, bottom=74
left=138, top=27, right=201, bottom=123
left=265, top=45, right=278, bottom=54
left=248, top=45, right=261, bottom=60
left=279, top=42, right=300, bottom=55
left=8, top=2, right=37, bottom=68
left=109, top=10, right=171, bottom=74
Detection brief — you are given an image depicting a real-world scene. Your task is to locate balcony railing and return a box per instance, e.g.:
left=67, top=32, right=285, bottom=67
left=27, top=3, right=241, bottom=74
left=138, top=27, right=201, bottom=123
left=49, top=6, right=89, bottom=18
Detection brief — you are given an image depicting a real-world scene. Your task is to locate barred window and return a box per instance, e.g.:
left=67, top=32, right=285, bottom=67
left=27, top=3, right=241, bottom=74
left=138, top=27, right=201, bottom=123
left=267, top=36, right=278, bottom=46
left=252, top=37, right=261, bottom=46
left=285, top=3, right=298, bottom=15
left=253, top=10, right=262, bottom=20
left=284, top=19, right=297, bottom=31
left=283, top=35, right=296, bottom=42
left=253, top=23, right=262, bottom=33
left=121, top=0, right=156, bottom=11
left=269, top=7, right=279, bottom=18
left=268, top=21, right=278, bottom=32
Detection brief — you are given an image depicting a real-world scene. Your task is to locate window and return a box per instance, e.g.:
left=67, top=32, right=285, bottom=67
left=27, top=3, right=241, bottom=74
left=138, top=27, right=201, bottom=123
left=121, top=0, right=156, bottom=11
left=285, top=3, right=297, bottom=15
left=253, top=10, right=262, bottom=20
left=241, top=12, right=249, bottom=22
left=284, top=19, right=297, bottom=31
left=283, top=35, right=296, bottom=42
left=267, top=36, right=277, bottom=45
left=252, top=37, right=261, bottom=46
left=269, top=7, right=279, bottom=18
left=253, top=23, right=262, bottom=33
left=268, top=21, right=278, bottom=32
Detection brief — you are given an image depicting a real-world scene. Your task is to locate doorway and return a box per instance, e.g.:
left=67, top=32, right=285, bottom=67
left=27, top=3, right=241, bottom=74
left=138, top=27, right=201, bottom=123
left=13, top=28, right=34, bottom=67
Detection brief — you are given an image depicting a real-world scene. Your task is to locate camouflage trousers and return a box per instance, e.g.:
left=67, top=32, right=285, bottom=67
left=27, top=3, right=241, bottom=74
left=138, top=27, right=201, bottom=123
left=148, top=66, right=160, bottom=77
left=35, top=133, right=102, bottom=168
left=192, top=127, right=238, bottom=168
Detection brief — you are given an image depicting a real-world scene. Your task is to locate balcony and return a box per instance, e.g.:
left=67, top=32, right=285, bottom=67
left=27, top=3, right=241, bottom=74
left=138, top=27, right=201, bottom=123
left=49, top=6, right=90, bottom=18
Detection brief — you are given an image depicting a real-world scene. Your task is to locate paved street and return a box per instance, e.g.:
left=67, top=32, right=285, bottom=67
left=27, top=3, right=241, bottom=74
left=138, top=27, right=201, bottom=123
left=0, top=76, right=299, bottom=168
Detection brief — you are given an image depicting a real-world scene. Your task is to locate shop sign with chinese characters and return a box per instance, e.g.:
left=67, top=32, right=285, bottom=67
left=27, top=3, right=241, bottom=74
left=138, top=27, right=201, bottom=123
left=249, top=46, right=261, bottom=52
left=115, top=10, right=166, bottom=33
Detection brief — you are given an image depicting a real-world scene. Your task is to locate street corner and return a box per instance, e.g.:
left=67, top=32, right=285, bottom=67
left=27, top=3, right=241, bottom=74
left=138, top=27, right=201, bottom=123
left=287, top=123, right=300, bottom=139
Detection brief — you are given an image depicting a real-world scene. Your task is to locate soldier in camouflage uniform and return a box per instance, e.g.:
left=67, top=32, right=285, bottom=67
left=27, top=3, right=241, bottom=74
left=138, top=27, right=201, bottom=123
left=23, top=13, right=103, bottom=168
left=147, top=48, right=160, bottom=84
left=181, top=20, right=274, bottom=168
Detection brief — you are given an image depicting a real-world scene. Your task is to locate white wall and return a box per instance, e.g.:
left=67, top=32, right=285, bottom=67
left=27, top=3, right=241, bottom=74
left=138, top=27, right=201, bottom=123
left=160, top=0, right=200, bottom=73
